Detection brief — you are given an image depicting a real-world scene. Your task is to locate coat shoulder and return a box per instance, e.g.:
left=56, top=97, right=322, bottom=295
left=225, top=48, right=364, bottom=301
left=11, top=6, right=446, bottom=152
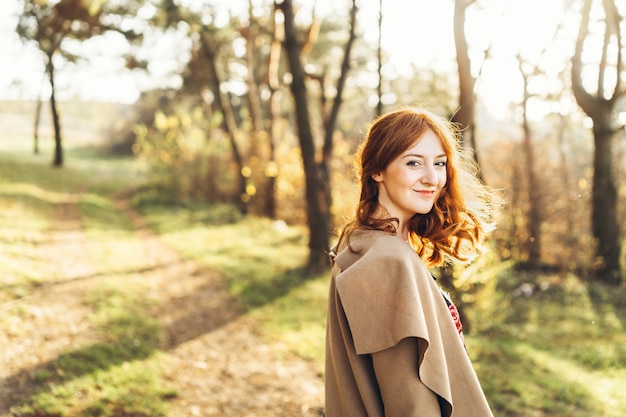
left=334, top=229, right=412, bottom=272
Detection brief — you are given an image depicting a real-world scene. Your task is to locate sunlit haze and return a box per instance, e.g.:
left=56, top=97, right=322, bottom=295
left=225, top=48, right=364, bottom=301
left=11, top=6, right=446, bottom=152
left=0, top=0, right=572, bottom=119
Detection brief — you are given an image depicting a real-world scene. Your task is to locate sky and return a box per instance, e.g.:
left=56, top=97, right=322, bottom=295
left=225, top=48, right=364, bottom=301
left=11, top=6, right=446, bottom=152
left=0, top=0, right=189, bottom=103
left=0, top=0, right=572, bottom=118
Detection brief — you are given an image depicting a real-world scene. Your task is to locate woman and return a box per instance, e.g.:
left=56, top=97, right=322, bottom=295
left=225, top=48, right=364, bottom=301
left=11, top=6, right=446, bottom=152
left=325, top=107, right=500, bottom=417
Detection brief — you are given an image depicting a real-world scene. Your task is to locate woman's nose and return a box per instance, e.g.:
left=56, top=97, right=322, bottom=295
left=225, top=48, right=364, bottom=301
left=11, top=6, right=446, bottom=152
left=422, top=165, right=438, bottom=185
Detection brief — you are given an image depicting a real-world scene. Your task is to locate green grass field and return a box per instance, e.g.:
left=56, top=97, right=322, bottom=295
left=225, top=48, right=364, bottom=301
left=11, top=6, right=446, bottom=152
left=1, top=138, right=625, bottom=416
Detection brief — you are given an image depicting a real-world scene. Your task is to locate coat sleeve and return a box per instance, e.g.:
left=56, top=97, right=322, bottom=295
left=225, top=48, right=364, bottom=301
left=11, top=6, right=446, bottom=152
left=371, top=336, right=442, bottom=417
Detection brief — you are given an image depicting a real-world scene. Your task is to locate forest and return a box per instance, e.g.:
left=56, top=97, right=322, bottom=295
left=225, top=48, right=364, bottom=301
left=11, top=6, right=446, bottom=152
left=1, top=0, right=625, bottom=416
left=8, top=0, right=626, bottom=280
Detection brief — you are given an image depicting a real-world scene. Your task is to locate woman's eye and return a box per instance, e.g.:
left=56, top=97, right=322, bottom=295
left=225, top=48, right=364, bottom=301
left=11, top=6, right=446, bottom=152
left=407, top=160, right=422, bottom=167
left=435, top=160, right=447, bottom=167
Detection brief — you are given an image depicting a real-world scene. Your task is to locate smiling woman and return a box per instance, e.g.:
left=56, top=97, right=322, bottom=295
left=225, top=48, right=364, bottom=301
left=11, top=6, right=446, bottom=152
left=325, top=106, right=502, bottom=417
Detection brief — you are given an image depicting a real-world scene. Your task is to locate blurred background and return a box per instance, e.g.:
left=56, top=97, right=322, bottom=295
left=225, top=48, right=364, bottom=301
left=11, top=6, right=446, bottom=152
left=1, top=0, right=625, bottom=416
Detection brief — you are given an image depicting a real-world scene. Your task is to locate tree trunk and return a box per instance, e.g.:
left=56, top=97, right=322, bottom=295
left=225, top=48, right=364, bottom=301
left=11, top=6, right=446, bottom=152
left=201, top=32, right=248, bottom=214
left=265, top=91, right=278, bottom=218
left=245, top=1, right=263, bottom=144
left=521, top=101, right=541, bottom=267
left=47, top=57, right=63, bottom=167
left=571, top=0, right=622, bottom=285
left=376, top=0, right=383, bottom=117
left=556, top=115, right=575, bottom=250
left=438, top=0, right=476, bottom=328
left=265, top=4, right=283, bottom=219
left=33, top=94, right=42, bottom=155
left=591, top=120, right=620, bottom=283
left=452, top=0, right=475, bottom=144
left=453, top=0, right=483, bottom=180
left=320, top=0, right=358, bottom=226
left=277, top=0, right=329, bottom=271
left=518, top=58, right=542, bottom=268
left=244, top=2, right=270, bottom=216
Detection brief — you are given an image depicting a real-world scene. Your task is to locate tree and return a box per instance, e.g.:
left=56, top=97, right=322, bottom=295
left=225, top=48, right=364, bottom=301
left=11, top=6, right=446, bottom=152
left=439, top=0, right=488, bottom=329
left=16, top=0, right=142, bottom=167
left=276, top=0, right=358, bottom=271
left=452, top=0, right=479, bottom=164
left=199, top=28, right=249, bottom=214
left=265, top=5, right=284, bottom=219
left=319, top=0, right=358, bottom=228
left=511, top=12, right=569, bottom=269
left=516, top=56, right=543, bottom=268
left=33, top=84, right=44, bottom=155
left=242, top=1, right=272, bottom=216
left=571, top=0, right=624, bottom=285
left=17, top=0, right=94, bottom=166
left=375, top=0, right=384, bottom=117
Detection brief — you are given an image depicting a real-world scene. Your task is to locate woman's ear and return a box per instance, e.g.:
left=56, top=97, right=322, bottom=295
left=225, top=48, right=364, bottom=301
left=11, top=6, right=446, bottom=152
left=372, top=173, right=383, bottom=183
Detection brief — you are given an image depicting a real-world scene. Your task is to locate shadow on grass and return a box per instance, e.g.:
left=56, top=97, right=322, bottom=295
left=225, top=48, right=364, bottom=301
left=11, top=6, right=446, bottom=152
left=475, top=269, right=626, bottom=416
left=587, top=280, right=626, bottom=330
left=476, top=337, right=600, bottom=417
left=1, top=262, right=316, bottom=416
left=155, top=265, right=242, bottom=348
left=584, top=282, right=626, bottom=370
left=1, top=154, right=324, bottom=416
left=229, top=265, right=318, bottom=312
left=1, top=293, right=170, bottom=416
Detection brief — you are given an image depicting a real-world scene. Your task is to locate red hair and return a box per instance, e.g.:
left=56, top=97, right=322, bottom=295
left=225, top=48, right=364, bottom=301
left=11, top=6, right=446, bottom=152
left=338, top=106, right=500, bottom=266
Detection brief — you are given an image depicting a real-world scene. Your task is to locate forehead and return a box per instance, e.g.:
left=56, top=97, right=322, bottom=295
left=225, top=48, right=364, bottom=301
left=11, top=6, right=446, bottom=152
left=403, top=128, right=445, bottom=155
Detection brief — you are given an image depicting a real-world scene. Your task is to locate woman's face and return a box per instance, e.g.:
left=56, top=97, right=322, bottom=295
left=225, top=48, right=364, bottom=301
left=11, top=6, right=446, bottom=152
left=372, top=128, right=447, bottom=226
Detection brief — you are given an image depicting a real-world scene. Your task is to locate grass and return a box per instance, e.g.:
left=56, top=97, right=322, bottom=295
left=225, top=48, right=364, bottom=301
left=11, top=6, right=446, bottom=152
left=0, top=156, right=74, bottom=301
left=469, top=272, right=626, bottom=417
left=17, top=284, right=175, bottom=417
left=0, top=142, right=176, bottom=416
left=1, top=139, right=625, bottom=416
left=141, top=205, right=329, bottom=364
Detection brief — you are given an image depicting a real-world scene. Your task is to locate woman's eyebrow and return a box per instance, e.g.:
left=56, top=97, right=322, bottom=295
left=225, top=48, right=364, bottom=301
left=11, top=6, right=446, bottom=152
left=402, top=153, right=447, bottom=159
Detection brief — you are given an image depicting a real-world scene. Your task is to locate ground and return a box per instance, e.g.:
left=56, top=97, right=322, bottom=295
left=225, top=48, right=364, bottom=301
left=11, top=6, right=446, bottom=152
left=0, top=189, right=325, bottom=417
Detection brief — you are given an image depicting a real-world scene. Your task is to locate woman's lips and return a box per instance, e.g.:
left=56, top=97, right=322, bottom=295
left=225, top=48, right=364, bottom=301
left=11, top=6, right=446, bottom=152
left=415, top=190, right=436, bottom=197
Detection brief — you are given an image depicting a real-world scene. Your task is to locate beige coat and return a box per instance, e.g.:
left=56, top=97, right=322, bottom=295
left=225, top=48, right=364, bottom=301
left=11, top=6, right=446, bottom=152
left=325, top=229, right=494, bottom=417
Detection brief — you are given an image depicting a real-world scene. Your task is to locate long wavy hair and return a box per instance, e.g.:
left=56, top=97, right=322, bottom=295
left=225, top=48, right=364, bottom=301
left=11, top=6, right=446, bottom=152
left=338, top=106, right=501, bottom=266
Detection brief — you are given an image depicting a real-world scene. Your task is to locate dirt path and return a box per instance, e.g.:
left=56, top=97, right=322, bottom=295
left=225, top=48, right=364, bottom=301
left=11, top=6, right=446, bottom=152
left=0, top=190, right=324, bottom=416
left=1, top=193, right=99, bottom=412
